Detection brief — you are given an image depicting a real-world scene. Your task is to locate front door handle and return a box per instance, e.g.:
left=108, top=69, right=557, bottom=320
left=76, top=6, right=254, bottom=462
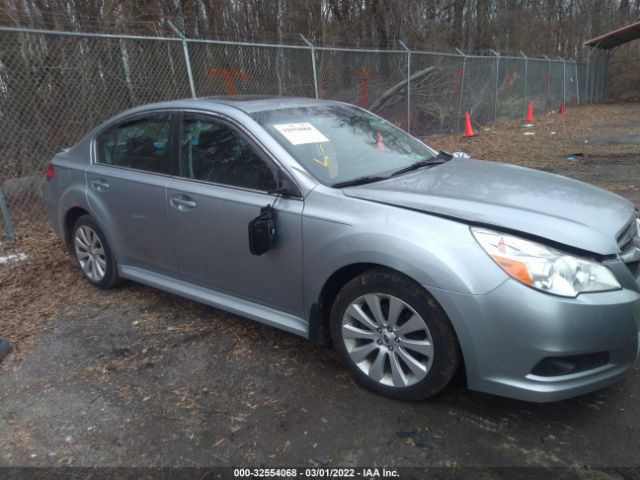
left=90, top=179, right=110, bottom=191
left=170, top=195, right=197, bottom=212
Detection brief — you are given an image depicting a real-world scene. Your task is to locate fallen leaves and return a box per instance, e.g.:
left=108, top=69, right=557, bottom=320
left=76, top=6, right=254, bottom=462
left=0, top=226, right=91, bottom=354
left=428, top=102, right=640, bottom=173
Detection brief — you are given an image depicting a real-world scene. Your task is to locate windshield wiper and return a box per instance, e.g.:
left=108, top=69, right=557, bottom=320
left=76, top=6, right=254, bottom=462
left=332, top=175, right=390, bottom=188
left=332, top=151, right=451, bottom=188
left=389, top=153, right=449, bottom=178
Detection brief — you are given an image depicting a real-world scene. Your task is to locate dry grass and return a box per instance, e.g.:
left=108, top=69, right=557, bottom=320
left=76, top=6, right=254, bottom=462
left=0, top=226, right=91, bottom=349
left=428, top=102, right=640, bottom=170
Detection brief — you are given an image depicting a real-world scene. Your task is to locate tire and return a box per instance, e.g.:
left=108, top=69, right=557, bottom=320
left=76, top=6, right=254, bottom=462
left=330, top=268, right=460, bottom=401
left=71, top=215, right=121, bottom=289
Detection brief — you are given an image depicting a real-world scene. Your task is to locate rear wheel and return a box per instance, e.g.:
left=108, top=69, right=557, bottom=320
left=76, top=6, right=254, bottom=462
left=72, top=215, right=120, bottom=289
left=330, top=268, right=460, bottom=400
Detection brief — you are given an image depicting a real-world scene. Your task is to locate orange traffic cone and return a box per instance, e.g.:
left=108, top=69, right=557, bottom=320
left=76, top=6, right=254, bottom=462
left=558, top=102, right=565, bottom=114
left=464, top=112, right=474, bottom=137
left=525, top=99, right=534, bottom=122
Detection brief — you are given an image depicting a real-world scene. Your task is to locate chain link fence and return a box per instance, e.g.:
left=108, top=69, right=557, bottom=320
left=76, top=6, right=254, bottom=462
left=0, top=26, right=608, bottom=238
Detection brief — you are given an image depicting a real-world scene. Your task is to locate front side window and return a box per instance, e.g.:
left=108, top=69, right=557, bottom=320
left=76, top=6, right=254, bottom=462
left=179, top=114, right=276, bottom=191
left=95, top=114, right=172, bottom=174
left=251, top=105, right=436, bottom=186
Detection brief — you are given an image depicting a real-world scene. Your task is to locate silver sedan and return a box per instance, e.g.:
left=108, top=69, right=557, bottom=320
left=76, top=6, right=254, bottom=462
left=44, top=97, right=640, bottom=402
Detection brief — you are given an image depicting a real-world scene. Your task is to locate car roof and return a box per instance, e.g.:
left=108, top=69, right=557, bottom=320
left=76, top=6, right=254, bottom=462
left=88, top=96, right=354, bottom=143
left=130, top=96, right=342, bottom=115
left=202, top=96, right=336, bottom=113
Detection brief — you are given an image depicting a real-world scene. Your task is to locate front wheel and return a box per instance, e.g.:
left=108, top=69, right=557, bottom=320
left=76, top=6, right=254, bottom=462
left=330, top=268, right=460, bottom=401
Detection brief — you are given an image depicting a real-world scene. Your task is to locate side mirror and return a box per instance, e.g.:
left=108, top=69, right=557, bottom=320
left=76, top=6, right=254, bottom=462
left=248, top=205, right=276, bottom=256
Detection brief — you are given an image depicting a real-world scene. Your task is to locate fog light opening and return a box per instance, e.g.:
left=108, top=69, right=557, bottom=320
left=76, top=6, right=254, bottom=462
left=531, top=352, right=610, bottom=377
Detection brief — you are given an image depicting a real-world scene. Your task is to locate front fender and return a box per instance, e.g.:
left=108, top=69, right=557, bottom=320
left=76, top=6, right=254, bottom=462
left=302, top=189, right=509, bottom=318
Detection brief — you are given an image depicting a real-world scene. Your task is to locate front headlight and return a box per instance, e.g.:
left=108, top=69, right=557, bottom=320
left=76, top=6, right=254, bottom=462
left=471, top=227, right=621, bottom=297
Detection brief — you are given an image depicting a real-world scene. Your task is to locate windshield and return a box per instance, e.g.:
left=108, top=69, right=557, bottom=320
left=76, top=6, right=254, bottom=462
left=251, top=104, right=437, bottom=186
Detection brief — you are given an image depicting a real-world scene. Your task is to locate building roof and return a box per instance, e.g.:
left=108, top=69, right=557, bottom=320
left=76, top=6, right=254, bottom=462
left=584, top=21, right=640, bottom=49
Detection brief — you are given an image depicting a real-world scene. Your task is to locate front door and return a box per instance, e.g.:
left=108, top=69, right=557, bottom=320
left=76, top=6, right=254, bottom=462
left=167, top=112, right=304, bottom=316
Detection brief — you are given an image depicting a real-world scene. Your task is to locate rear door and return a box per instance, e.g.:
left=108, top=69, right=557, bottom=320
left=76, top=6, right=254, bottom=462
left=86, top=112, right=177, bottom=275
left=166, top=112, right=304, bottom=316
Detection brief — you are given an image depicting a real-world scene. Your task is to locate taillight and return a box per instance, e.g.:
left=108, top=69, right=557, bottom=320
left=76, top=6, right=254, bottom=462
left=46, top=163, right=55, bottom=181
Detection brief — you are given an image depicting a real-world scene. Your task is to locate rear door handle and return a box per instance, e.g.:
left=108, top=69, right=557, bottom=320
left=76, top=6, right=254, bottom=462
left=90, top=179, right=110, bottom=191
left=170, top=195, right=197, bottom=212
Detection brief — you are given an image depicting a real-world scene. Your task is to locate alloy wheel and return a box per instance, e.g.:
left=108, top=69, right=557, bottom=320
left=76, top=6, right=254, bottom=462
left=341, top=293, right=434, bottom=388
left=74, top=225, right=107, bottom=282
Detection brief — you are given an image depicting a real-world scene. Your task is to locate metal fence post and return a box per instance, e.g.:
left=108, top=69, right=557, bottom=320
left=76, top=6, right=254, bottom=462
left=591, top=56, right=597, bottom=102
left=586, top=44, right=598, bottom=103
left=593, top=62, right=596, bottom=103
left=299, top=34, right=319, bottom=99
left=168, top=20, right=196, bottom=99
left=574, top=60, right=580, bottom=105
left=455, top=49, right=467, bottom=132
left=490, top=49, right=500, bottom=122
left=604, top=51, right=610, bottom=100
left=584, top=58, right=591, bottom=103
left=0, top=187, right=15, bottom=240
left=596, top=53, right=602, bottom=102
left=399, top=40, right=411, bottom=133
left=520, top=51, right=529, bottom=114
left=598, top=61, right=605, bottom=101
left=561, top=57, right=566, bottom=105
left=543, top=55, right=551, bottom=108
left=166, top=42, right=179, bottom=96
left=598, top=59, right=604, bottom=101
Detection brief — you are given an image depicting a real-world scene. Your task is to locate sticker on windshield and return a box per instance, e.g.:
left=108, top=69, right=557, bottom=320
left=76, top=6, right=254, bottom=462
left=273, top=122, right=329, bottom=145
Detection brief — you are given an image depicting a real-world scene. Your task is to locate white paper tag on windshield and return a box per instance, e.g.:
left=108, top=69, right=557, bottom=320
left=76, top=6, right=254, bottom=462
left=273, top=122, right=329, bottom=145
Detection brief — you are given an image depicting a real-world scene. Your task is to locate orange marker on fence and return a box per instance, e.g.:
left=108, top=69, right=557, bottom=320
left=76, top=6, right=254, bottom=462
left=454, top=68, right=463, bottom=98
left=356, top=69, right=372, bottom=108
left=208, top=68, right=248, bottom=95
left=558, top=102, right=566, bottom=114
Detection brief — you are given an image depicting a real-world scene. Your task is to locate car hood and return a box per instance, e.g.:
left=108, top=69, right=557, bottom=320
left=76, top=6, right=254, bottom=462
left=342, top=158, right=636, bottom=255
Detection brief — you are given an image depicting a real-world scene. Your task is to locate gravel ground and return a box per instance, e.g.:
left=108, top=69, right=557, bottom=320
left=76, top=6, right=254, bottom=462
left=0, top=102, right=639, bottom=474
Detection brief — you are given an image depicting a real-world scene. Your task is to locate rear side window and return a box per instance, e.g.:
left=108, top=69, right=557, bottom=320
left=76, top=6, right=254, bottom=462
left=95, top=114, right=172, bottom=174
